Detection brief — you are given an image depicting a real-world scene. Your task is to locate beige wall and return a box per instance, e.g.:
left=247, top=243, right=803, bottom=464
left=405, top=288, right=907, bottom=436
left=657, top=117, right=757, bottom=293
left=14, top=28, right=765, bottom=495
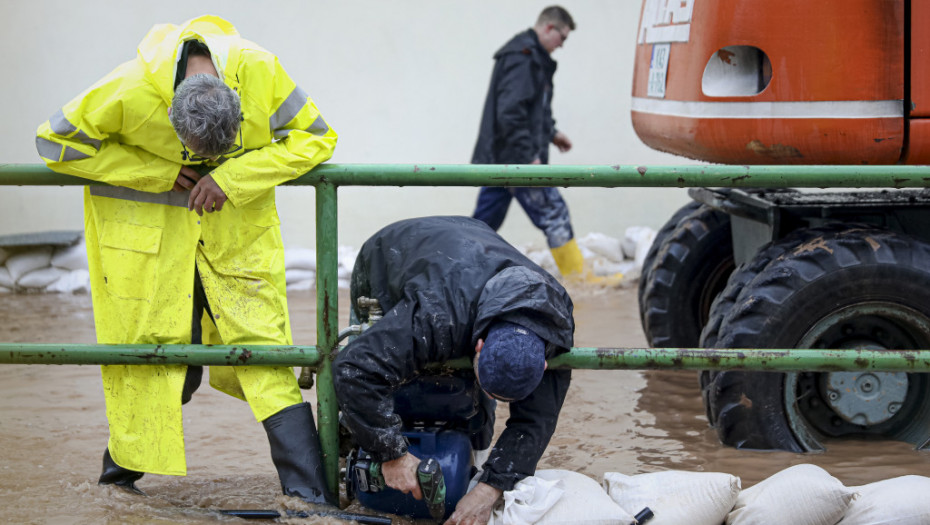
left=0, top=0, right=690, bottom=249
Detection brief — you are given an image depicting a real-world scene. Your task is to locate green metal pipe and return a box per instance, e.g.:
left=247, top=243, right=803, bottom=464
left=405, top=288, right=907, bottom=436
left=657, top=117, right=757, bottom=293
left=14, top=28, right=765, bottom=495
left=314, top=182, right=340, bottom=498
left=4, top=163, right=930, bottom=188
left=428, top=348, right=930, bottom=372
left=295, top=163, right=930, bottom=188
left=7, top=344, right=928, bottom=372
left=0, top=344, right=322, bottom=366
left=547, top=347, right=930, bottom=372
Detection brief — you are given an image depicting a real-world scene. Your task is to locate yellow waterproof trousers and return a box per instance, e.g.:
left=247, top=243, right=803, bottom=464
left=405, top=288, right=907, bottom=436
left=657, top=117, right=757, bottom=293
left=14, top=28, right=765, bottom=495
left=88, top=188, right=302, bottom=476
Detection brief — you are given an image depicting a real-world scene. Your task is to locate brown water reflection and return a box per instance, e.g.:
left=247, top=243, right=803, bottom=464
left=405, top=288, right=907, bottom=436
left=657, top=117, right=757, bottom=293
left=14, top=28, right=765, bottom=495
left=2, top=287, right=930, bottom=524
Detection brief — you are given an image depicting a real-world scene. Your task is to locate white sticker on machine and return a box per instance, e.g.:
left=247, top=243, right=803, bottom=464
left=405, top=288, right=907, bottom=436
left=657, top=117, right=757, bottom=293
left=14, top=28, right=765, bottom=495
left=648, top=43, right=670, bottom=99
left=639, top=0, right=695, bottom=44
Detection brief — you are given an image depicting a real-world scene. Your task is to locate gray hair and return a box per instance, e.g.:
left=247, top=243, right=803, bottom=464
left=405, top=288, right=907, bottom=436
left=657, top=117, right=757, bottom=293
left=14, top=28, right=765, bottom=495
left=170, top=74, right=241, bottom=158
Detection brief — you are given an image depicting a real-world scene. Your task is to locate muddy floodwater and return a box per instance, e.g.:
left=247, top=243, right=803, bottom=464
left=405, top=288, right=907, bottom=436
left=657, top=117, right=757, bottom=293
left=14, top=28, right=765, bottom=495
left=3, top=285, right=930, bottom=524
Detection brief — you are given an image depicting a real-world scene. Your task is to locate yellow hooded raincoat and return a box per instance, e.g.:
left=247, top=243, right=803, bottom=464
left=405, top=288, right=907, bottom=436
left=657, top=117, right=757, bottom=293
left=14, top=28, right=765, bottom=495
left=35, top=16, right=337, bottom=476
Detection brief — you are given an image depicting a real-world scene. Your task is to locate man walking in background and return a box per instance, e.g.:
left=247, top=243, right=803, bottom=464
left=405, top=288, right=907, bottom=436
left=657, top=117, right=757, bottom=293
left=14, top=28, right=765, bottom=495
left=471, top=6, right=584, bottom=276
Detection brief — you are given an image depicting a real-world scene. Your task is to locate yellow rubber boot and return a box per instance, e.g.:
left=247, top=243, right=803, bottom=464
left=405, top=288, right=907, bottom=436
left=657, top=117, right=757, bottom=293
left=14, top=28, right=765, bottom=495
left=550, top=238, right=584, bottom=276
left=551, top=238, right=625, bottom=286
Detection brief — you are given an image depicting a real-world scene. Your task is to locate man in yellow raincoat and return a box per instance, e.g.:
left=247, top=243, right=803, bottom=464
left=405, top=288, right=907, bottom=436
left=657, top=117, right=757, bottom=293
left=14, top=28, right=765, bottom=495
left=35, top=15, right=337, bottom=504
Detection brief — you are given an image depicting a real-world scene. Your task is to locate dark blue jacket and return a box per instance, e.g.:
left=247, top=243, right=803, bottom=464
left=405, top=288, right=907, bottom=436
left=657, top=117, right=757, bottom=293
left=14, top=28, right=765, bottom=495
left=333, top=216, right=574, bottom=491
left=472, top=29, right=557, bottom=165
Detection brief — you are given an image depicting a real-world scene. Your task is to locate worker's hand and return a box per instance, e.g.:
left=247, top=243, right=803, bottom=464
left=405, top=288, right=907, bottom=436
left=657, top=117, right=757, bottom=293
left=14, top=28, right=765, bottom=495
left=173, top=166, right=202, bottom=192
left=552, top=131, right=572, bottom=153
left=444, top=482, right=502, bottom=525
left=188, top=174, right=228, bottom=216
left=531, top=158, right=542, bottom=165
left=382, top=453, right=423, bottom=500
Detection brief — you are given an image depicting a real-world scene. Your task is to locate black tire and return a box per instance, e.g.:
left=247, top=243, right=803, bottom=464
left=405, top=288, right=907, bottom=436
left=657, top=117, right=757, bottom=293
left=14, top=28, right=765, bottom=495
left=697, top=225, right=852, bottom=426
left=637, top=200, right=703, bottom=321
left=707, top=228, right=930, bottom=452
left=640, top=204, right=734, bottom=348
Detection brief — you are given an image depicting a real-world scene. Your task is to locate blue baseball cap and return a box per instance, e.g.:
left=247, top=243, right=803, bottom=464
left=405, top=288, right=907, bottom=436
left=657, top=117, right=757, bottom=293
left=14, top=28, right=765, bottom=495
left=477, top=321, right=546, bottom=401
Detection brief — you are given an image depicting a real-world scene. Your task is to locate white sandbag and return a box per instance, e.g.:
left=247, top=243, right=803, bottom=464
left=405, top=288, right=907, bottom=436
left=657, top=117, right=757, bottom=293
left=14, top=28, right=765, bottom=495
left=17, top=266, right=69, bottom=289
left=50, top=238, right=88, bottom=270
left=45, top=269, right=91, bottom=294
left=578, top=243, right=597, bottom=261
left=523, top=247, right=558, bottom=275
left=285, top=269, right=316, bottom=284
left=0, top=266, right=13, bottom=288
left=727, top=464, right=855, bottom=525
left=633, top=229, right=658, bottom=270
left=5, top=247, right=53, bottom=282
left=284, top=247, right=316, bottom=271
left=604, top=470, right=740, bottom=525
left=491, top=474, right=564, bottom=525
left=0, top=246, right=8, bottom=265
left=286, top=279, right=315, bottom=292
left=337, top=249, right=355, bottom=280
left=622, top=226, right=656, bottom=260
left=592, top=259, right=635, bottom=278
left=578, top=232, right=625, bottom=263
left=491, top=469, right=634, bottom=525
left=839, top=475, right=930, bottom=525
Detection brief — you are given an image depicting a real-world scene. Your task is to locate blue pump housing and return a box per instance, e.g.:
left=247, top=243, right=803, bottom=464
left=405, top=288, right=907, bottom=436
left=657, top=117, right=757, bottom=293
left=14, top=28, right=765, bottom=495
left=354, top=428, right=473, bottom=520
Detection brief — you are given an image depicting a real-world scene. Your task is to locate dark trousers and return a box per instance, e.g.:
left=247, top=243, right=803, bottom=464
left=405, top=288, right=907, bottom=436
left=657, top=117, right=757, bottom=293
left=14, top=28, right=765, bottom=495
left=472, top=186, right=574, bottom=248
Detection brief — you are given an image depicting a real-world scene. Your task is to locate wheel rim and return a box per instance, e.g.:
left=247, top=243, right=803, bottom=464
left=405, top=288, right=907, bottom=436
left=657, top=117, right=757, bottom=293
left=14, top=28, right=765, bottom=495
left=697, top=256, right=735, bottom=327
left=784, top=302, right=930, bottom=451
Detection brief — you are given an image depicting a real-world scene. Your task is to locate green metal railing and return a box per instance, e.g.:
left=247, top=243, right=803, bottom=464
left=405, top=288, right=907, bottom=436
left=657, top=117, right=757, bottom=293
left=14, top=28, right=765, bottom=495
left=3, top=162, right=930, bottom=497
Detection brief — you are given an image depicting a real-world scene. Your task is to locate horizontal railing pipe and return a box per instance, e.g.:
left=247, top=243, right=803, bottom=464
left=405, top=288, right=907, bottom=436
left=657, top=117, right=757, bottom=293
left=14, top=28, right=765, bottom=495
left=3, top=163, right=930, bottom=189
left=546, top=347, right=930, bottom=372
left=4, top=344, right=929, bottom=373
left=0, top=344, right=323, bottom=367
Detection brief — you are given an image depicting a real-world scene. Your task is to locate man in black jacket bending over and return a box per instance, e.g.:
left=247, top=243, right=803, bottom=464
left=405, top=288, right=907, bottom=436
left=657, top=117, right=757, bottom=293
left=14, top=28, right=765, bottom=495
left=333, top=216, right=574, bottom=525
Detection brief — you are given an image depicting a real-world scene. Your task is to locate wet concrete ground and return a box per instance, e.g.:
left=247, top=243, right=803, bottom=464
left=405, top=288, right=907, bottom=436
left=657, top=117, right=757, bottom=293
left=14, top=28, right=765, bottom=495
left=2, top=286, right=930, bottom=523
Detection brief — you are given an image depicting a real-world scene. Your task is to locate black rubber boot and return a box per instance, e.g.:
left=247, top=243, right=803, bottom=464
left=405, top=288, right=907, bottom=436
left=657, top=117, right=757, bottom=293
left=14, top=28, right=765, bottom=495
left=262, top=402, right=336, bottom=506
left=98, top=448, right=145, bottom=495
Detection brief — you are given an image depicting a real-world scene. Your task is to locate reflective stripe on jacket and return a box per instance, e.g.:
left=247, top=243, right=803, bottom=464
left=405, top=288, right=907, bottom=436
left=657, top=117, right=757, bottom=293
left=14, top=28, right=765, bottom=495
left=35, top=15, right=337, bottom=476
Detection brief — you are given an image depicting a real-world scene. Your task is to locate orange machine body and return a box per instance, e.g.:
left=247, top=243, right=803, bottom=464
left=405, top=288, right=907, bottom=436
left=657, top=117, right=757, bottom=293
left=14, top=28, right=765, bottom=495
left=632, top=0, right=930, bottom=165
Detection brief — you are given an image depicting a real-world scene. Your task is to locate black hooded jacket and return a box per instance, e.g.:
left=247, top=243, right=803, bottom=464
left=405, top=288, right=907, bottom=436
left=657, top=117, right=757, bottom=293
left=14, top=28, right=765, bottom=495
left=333, top=216, right=574, bottom=491
left=471, top=29, right=558, bottom=165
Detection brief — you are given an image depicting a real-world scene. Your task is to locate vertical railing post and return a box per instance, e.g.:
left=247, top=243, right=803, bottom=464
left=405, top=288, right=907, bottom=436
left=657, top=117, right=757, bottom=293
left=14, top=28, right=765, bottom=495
left=314, top=181, right=340, bottom=497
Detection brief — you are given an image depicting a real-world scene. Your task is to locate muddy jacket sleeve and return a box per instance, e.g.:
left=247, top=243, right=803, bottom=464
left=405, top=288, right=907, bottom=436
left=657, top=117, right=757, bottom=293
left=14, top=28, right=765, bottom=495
left=477, top=368, right=571, bottom=491
left=332, top=296, right=432, bottom=462
left=35, top=62, right=180, bottom=192
left=209, top=57, right=337, bottom=208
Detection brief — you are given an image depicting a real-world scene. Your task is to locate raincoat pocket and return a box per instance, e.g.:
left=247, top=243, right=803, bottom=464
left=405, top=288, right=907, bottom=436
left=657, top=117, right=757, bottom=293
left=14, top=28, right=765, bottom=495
left=239, top=205, right=281, bottom=228
left=99, top=221, right=163, bottom=300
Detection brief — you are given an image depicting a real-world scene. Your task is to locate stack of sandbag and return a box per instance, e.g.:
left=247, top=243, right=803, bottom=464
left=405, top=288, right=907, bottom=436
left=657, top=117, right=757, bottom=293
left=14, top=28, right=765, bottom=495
left=283, top=247, right=316, bottom=292
left=840, top=475, right=930, bottom=524
left=604, top=469, right=741, bottom=525
left=491, top=465, right=930, bottom=525
left=520, top=227, right=657, bottom=282
left=0, top=235, right=363, bottom=294
left=283, top=245, right=359, bottom=292
left=489, top=469, right=635, bottom=525
left=0, top=238, right=90, bottom=294
left=724, top=464, right=853, bottom=525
